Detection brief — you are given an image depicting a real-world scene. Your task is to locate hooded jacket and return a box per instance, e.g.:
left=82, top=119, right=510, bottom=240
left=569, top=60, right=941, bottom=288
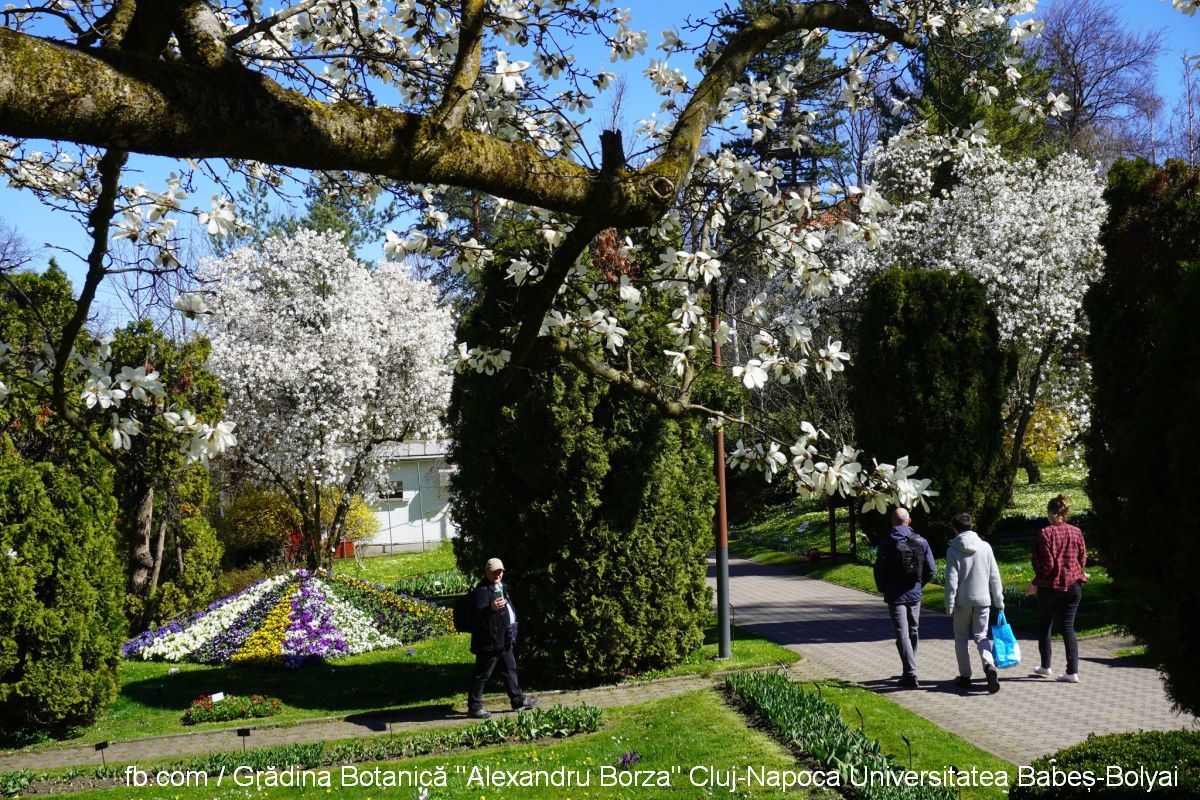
left=873, top=525, right=936, bottom=605
left=944, top=530, right=1005, bottom=614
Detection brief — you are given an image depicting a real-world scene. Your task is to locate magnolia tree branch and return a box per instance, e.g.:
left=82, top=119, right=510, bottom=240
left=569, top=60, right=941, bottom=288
left=435, top=0, right=486, bottom=129
left=0, top=3, right=917, bottom=225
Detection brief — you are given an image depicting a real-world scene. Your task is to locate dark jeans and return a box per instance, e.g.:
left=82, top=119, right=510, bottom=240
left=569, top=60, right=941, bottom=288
left=888, top=601, right=921, bottom=678
left=468, top=647, right=526, bottom=712
left=1038, top=582, right=1082, bottom=675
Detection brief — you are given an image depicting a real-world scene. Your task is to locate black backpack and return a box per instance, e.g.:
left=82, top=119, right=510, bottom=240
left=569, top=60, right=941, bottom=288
left=452, top=589, right=477, bottom=633
left=893, top=536, right=924, bottom=584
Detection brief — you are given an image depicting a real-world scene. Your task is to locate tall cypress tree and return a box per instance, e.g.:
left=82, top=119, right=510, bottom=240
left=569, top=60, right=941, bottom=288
left=1085, top=159, right=1200, bottom=715
left=447, top=236, right=723, bottom=685
left=852, top=269, right=1012, bottom=551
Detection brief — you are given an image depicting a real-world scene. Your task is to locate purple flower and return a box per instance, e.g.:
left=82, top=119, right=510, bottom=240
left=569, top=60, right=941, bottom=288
left=619, top=751, right=640, bottom=769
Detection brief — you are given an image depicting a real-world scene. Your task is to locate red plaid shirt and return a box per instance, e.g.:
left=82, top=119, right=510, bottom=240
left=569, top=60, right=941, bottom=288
left=1032, top=523, right=1087, bottom=591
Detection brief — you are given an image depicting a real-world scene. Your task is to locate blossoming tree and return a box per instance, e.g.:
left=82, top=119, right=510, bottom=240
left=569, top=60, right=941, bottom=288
left=2, top=0, right=1195, bottom=507
left=834, top=136, right=1106, bottom=488
left=203, top=228, right=453, bottom=569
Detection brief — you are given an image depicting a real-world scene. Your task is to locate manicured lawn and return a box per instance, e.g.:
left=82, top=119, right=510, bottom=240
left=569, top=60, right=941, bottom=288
left=803, top=680, right=1015, bottom=800
left=57, top=633, right=476, bottom=747
left=729, top=460, right=1118, bottom=638
left=634, top=620, right=801, bottom=680
left=331, top=541, right=460, bottom=584
left=42, top=691, right=829, bottom=800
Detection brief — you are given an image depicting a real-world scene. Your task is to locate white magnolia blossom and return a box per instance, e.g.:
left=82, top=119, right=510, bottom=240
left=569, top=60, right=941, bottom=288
left=17, top=0, right=1192, bottom=511
left=832, top=134, right=1105, bottom=455
left=204, top=228, right=453, bottom=498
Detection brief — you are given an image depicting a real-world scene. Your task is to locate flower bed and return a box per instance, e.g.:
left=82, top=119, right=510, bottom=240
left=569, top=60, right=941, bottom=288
left=181, top=694, right=283, bottom=725
left=124, top=569, right=453, bottom=667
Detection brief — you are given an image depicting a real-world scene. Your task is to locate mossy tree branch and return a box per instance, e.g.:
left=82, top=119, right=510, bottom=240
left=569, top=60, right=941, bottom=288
left=0, top=3, right=919, bottom=225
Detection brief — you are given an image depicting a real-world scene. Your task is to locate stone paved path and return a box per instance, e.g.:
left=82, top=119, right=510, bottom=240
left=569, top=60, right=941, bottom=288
left=711, top=556, right=1198, bottom=765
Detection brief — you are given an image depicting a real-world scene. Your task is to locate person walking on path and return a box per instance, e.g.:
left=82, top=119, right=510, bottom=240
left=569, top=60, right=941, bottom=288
left=944, top=512, right=1006, bottom=694
left=873, top=507, right=937, bottom=688
left=466, top=557, right=538, bottom=718
left=1028, top=494, right=1087, bottom=683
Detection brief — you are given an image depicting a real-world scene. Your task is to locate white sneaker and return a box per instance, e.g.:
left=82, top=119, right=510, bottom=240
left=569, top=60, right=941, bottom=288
left=1057, top=673, right=1080, bottom=683
left=1034, top=666, right=1054, bottom=677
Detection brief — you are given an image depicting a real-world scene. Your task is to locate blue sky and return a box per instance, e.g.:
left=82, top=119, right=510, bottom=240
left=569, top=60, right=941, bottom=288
left=1, top=0, right=1195, bottom=307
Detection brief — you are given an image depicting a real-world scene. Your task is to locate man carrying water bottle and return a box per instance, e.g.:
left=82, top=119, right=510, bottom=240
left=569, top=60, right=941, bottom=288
left=466, top=557, right=538, bottom=719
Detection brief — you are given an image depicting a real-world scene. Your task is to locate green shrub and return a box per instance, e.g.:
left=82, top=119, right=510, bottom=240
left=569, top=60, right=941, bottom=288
left=1008, top=730, right=1200, bottom=800
left=726, top=671, right=953, bottom=800
left=0, top=439, right=124, bottom=739
left=852, top=269, right=1012, bottom=551
left=1085, top=159, right=1200, bottom=715
left=448, top=239, right=721, bottom=685
left=181, top=694, right=283, bottom=725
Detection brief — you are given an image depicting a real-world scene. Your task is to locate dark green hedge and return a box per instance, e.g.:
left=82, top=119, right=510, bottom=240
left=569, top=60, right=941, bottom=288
left=852, top=269, right=1012, bottom=550
left=1085, top=159, right=1200, bottom=716
left=0, top=439, right=124, bottom=740
left=1009, top=730, right=1200, bottom=800
left=447, top=237, right=720, bottom=685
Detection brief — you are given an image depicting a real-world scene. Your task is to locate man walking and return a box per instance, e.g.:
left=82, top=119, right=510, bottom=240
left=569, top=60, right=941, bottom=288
left=466, top=557, right=538, bottom=719
left=874, top=507, right=936, bottom=688
left=944, top=512, right=1006, bottom=693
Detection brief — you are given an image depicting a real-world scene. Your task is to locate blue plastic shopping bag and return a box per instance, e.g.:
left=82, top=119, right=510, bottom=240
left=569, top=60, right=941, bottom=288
left=992, top=610, right=1021, bottom=669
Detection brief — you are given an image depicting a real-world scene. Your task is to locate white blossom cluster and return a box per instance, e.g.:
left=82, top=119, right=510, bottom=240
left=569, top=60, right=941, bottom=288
left=202, top=228, right=453, bottom=499
left=11, top=0, right=1197, bottom=507
left=831, top=132, right=1106, bottom=455
left=841, top=134, right=1106, bottom=353
left=0, top=335, right=235, bottom=463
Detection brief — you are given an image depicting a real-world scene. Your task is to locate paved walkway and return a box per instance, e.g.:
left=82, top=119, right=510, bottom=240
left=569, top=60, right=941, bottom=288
left=711, top=556, right=1198, bottom=765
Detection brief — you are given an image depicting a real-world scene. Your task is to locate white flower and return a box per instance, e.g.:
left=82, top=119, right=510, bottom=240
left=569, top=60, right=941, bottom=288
left=110, top=414, right=141, bottom=450
left=506, top=257, right=537, bottom=285
left=0, top=381, right=8, bottom=403
left=732, top=359, right=768, bottom=390
left=173, top=292, right=210, bottom=319
left=488, top=51, right=530, bottom=94
left=83, top=375, right=127, bottom=409
left=199, top=195, right=237, bottom=238
left=117, top=366, right=164, bottom=401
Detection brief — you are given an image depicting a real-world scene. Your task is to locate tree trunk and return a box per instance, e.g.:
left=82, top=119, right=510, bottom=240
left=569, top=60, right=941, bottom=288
left=849, top=503, right=858, bottom=559
left=128, top=485, right=155, bottom=595
left=148, top=518, right=167, bottom=593
left=828, top=500, right=837, bottom=556
left=1005, top=337, right=1056, bottom=503
left=1021, top=449, right=1043, bottom=484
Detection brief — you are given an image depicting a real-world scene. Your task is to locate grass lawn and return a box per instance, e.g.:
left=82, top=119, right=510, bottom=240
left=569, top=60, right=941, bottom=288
left=42, top=690, right=831, bottom=800
left=729, top=459, right=1118, bottom=638
left=803, top=680, right=1015, bottom=800
left=331, top=541, right=459, bottom=584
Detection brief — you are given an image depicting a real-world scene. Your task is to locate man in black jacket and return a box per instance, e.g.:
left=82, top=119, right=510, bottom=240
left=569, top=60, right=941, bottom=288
left=872, top=507, right=936, bottom=688
left=466, top=557, right=538, bottom=719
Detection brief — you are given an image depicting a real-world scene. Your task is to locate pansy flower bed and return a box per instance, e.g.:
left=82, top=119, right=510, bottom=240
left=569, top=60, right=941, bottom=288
left=123, top=569, right=453, bottom=667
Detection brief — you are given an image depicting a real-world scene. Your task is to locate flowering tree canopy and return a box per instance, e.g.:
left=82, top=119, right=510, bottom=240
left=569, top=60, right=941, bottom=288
left=835, top=136, right=1106, bottom=476
left=2, top=0, right=1194, bottom=509
left=204, top=229, right=453, bottom=567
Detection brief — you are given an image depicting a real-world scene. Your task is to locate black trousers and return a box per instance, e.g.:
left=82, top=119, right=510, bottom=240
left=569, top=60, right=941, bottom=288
left=1037, top=582, right=1083, bottom=674
left=467, top=647, right=525, bottom=711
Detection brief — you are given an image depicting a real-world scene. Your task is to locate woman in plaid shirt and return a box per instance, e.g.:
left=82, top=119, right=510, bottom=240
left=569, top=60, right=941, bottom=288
left=1028, top=494, right=1087, bottom=683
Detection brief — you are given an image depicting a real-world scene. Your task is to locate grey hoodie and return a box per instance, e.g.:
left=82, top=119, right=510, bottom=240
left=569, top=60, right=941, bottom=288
left=944, top=530, right=1005, bottom=614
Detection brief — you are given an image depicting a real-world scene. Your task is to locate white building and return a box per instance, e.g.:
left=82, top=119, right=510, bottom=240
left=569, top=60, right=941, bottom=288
left=362, top=441, right=458, bottom=555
